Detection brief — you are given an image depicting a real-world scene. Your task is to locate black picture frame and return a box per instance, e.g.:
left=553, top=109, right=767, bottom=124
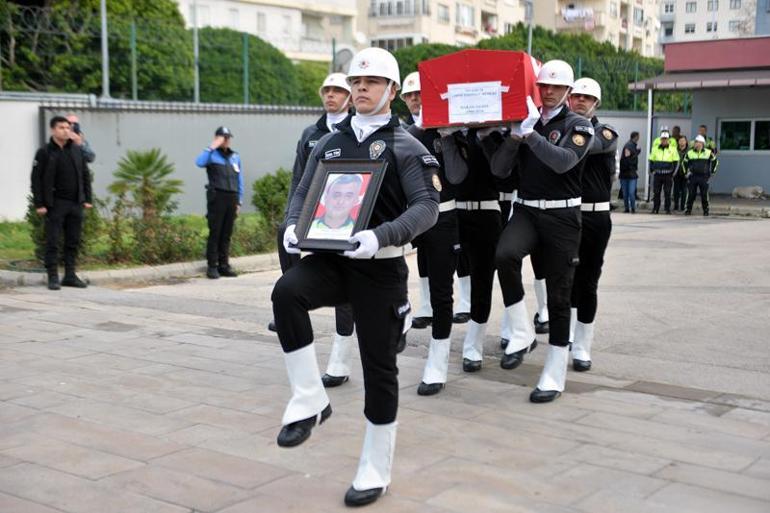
left=295, top=159, right=388, bottom=253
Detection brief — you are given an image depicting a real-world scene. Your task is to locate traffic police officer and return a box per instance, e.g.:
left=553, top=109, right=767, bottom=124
left=195, top=126, right=244, bottom=279
left=272, top=47, right=439, bottom=507
left=648, top=130, right=680, bottom=214
left=567, top=77, right=618, bottom=372
left=684, top=134, right=718, bottom=216
left=489, top=60, right=594, bottom=403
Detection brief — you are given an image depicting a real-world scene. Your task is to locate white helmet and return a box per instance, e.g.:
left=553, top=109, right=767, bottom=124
left=318, top=73, right=351, bottom=100
left=536, top=60, right=574, bottom=88
left=694, top=135, right=706, bottom=144
left=401, top=71, right=421, bottom=96
left=571, top=77, right=601, bottom=104
left=347, top=47, right=401, bottom=90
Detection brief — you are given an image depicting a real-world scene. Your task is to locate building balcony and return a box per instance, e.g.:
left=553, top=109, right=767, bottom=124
left=455, top=24, right=479, bottom=37
left=556, top=9, right=606, bottom=31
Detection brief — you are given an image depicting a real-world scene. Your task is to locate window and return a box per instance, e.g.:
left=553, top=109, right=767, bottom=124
left=684, top=23, right=696, bottom=33
left=729, top=19, right=741, bottom=31
left=707, top=21, right=717, bottom=31
left=633, top=7, right=644, bottom=26
left=729, top=0, right=741, bottom=8
left=755, top=121, right=770, bottom=151
left=438, top=3, right=450, bottom=23
left=664, top=3, right=675, bottom=13
left=504, top=22, right=515, bottom=34
left=610, top=1, right=618, bottom=18
left=371, top=37, right=414, bottom=51
left=256, top=12, right=266, bottom=34
left=665, top=24, right=674, bottom=36
left=707, top=0, right=719, bottom=11
left=229, top=8, right=239, bottom=30
left=371, top=0, right=426, bottom=17
left=686, top=1, right=697, bottom=12
left=456, top=3, right=475, bottom=27
left=283, top=15, right=291, bottom=35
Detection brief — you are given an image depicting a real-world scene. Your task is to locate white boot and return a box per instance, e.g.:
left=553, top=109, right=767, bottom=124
left=422, top=338, right=451, bottom=385
left=533, top=278, right=549, bottom=323
left=503, top=299, right=536, bottom=355
left=455, top=275, right=471, bottom=315
left=462, top=320, right=486, bottom=363
left=531, top=344, right=569, bottom=403
left=499, top=306, right=512, bottom=348
left=413, top=277, right=433, bottom=318
left=325, top=333, right=355, bottom=377
left=572, top=321, right=594, bottom=371
left=282, top=343, right=330, bottom=425
left=350, top=421, right=397, bottom=494
left=568, top=307, right=577, bottom=343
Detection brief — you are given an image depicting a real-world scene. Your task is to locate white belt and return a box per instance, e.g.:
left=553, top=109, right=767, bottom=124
left=499, top=192, right=514, bottom=201
left=580, top=201, right=610, bottom=212
left=515, top=197, right=581, bottom=210
left=455, top=200, right=501, bottom=212
left=438, top=200, right=456, bottom=213
left=374, top=245, right=409, bottom=259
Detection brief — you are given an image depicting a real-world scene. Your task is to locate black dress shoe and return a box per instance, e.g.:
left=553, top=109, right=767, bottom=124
left=217, top=266, right=238, bottom=277
left=500, top=340, right=537, bottom=370
left=624, top=208, right=630, bottom=213
left=268, top=320, right=277, bottom=332
left=410, top=316, right=431, bottom=329
left=417, top=382, right=444, bottom=396
left=322, top=374, right=349, bottom=388
left=533, top=313, right=549, bottom=334
left=276, top=404, right=332, bottom=447
left=206, top=266, right=220, bottom=279
left=396, top=332, right=406, bottom=353
left=462, top=358, right=482, bottom=372
left=684, top=210, right=692, bottom=216
left=530, top=388, right=561, bottom=403
left=344, top=486, right=384, bottom=507
left=652, top=209, right=659, bottom=214
left=452, top=312, right=471, bottom=324
left=47, top=275, right=61, bottom=291
left=61, top=274, right=87, bottom=288
left=573, top=359, right=592, bottom=372
left=703, top=211, right=709, bottom=216
left=499, top=337, right=509, bottom=349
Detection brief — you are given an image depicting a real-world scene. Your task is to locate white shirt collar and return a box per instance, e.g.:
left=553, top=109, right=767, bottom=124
left=412, top=109, right=423, bottom=129
left=350, top=112, right=392, bottom=143
left=326, top=111, right=348, bottom=133
left=540, top=104, right=565, bottom=125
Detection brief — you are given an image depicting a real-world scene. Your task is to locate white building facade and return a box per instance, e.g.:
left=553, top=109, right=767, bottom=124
left=659, top=0, right=758, bottom=44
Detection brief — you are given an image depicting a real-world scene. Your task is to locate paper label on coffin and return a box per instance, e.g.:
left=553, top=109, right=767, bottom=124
left=441, top=81, right=511, bottom=124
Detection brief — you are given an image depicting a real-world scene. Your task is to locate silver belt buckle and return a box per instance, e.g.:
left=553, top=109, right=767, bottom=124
left=538, top=199, right=547, bottom=210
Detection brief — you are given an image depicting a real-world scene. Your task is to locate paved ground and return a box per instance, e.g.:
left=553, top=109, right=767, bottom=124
left=1, top=211, right=770, bottom=513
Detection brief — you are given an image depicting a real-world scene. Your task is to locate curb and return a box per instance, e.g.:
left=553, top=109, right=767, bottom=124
left=0, top=252, right=281, bottom=289
left=620, top=201, right=770, bottom=218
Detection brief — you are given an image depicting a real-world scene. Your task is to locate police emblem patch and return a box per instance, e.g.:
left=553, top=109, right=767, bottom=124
left=432, top=174, right=442, bottom=192
left=369, top=140, right=386, bottom=159
left=602, top=128, right=614, bottom=141
left=572, top=134, right=586, bottom=147
left=308, top=140, right=318, bottom=148
left=548, top=130, right=561, bottom=144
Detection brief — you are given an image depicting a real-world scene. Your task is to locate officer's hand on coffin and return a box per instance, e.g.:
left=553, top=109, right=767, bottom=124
left=518, top=96, right=540, bottom=137
left=344, top=230, right=379, bottom=259
left=283, top=224, right=301, bottom=254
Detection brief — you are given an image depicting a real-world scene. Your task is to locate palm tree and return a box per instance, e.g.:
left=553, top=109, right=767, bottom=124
left=109, top=148, right=183, bottom=220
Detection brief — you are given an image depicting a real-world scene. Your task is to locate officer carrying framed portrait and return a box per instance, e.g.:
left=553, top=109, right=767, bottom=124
left=294, top=160, right=387, bottom=252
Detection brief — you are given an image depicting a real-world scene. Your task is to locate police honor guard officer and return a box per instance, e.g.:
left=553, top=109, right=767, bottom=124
left=489, top=60, right=594, bottom=403
left=567, top=78, right=618, bottom=372
left=684, top=134, right=718, bottom=216
left=272, top=47, right=439, bottom=506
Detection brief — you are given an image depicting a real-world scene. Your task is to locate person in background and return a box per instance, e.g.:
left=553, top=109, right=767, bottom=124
left=648, top=130, right=679, bottom=214
left=673, top=135, right=689, bottom=212
left=65, top=114, right=96, bottom=164
left=618, top=131, right=640, bottom=213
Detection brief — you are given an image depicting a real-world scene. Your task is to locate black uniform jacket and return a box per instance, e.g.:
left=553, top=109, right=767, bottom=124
left=31, top=138, right=93, bottom=209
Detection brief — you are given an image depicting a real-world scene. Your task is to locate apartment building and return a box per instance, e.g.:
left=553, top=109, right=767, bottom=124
left=174, top=0, right=358, bottom=61
left=533, top=0, right=662, bottom=56
left=660, top=0, right=770, bottom=44
left=358, top=0, right=527, bottom=51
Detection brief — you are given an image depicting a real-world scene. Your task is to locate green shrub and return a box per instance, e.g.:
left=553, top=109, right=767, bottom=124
left=230, top=212, right=275, bottom=255
left=251, top=168, right=291, bottom=230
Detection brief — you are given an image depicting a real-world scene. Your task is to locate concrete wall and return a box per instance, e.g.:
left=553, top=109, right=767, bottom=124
left=691, top=87, right=770, bottom=194
left=1, top=100, right=41, bottom=221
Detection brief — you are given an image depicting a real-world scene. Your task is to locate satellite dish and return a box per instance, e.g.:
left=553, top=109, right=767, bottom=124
left=333, top=48, right=354, bottom=73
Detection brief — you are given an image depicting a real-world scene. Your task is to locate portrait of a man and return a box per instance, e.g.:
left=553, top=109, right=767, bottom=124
left=306, top=173, right=365, bottom=240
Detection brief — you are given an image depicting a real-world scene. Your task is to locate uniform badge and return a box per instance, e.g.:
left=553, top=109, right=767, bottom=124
left=433, top=138, right=442, bottom=153
left=432, top=174, right=443, bottom=192
left=572, top=134, right=586, bottom=147
left=548, top=130, right=561, bottom=144
left=232, top=163, right=241, bottom=173
left=602, top=128, right=614, bottom=141
left=324, top=148, right=342, bottom=159
left=308, top=139, right=318, bottom=148
left=369, top=140, right=386, bottom=160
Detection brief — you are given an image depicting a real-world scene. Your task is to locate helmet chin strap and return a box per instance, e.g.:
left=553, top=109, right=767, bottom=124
left=359, top=80, right=393, bottom=117
left=335, top=94, right=351, bottom=115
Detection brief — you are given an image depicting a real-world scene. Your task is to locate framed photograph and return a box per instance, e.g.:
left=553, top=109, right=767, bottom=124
left=295, top=159, right=388, bottom=253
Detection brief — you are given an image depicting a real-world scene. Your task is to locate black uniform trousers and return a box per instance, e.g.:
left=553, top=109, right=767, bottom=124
left=44, top=198, right=84, bottom=273
left=672, top=175, right=687, bottom=211
left=457, top=209, right=502, bottom=324
left=652, top=173, right=674, bottom=213
left=275, top=222, right=354, bottom=337
left=206, top=189, right=238, bottom=269
left=496, top=204, right=581, bottom=346
left=414, top=211, right=459, bottom=339
left=571, top=211, right=611, bottom=325
left=686, top=174, right=710, bottom=214
left=271, top=253, right=408, bottom=424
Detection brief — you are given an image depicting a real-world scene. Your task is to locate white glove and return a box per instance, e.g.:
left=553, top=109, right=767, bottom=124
left=343, top=230, right=379, bottom=259
left=437, top=127, right=462, bottom=138
left=515, top=96, right=540, bottom=138
left=283, top=224, right=300, bottom=254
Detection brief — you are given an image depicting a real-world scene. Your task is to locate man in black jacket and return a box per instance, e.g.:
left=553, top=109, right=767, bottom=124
left=619, top=131, right=640, bottom=213
left=31, top=116, right=93, bottom=290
